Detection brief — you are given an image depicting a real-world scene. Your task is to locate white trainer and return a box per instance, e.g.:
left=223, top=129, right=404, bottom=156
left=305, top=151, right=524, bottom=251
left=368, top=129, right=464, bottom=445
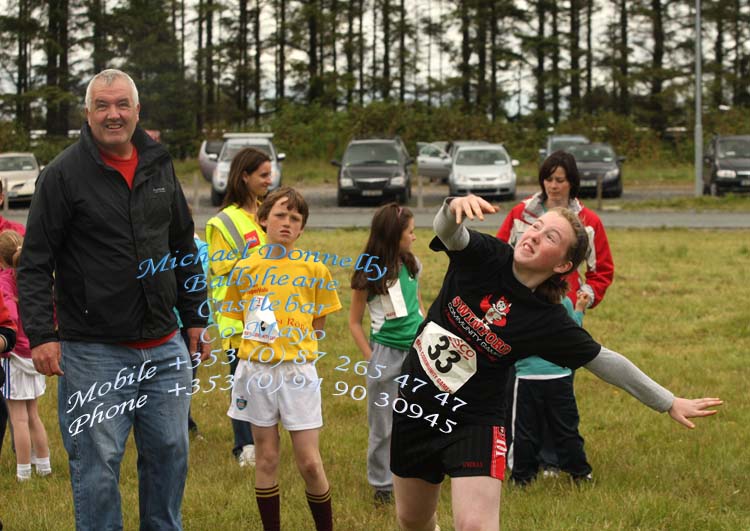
left=238, top=444, right=256, bottom=468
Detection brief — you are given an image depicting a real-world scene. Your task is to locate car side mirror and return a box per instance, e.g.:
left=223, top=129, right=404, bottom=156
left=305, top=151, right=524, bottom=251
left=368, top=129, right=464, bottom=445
left=440, top=153, right=450, bottom=159
left=331, top=160, right=342, bottom=167
left=208, top=153, right=218, bottom=161
left=617, top=156, right=626, bottom=163
left=277, top=153, right=286, bottom=162
left=407, top=157, right=415, bottom=165
left=511, top=159, right=520, bottom=167
left=39, top=165, right=45, bottom=171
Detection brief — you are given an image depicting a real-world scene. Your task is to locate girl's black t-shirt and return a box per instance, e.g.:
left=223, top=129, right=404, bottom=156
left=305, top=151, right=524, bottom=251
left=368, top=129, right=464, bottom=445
left=399, top=230, right=601, bottom=425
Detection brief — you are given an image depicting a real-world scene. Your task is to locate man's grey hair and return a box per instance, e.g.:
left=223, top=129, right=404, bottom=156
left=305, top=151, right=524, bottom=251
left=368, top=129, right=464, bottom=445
left=85, top=69, right=140, bottom=111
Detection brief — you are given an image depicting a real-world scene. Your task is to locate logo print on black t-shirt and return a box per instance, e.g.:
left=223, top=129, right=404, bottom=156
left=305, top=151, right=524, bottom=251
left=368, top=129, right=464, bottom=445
left=479, top=295, right=511, bottom=327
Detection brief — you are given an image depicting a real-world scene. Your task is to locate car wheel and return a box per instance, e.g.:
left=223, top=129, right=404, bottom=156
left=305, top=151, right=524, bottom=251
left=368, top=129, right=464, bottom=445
left=210, top=187, right=224, bottom=207
left=397, top=189, right=409, bottom=205
left=337, top=189, right=347, bottom=207
left=710, top=182, right=723, bottom=197
left=702, top=183, right=711, bottom=196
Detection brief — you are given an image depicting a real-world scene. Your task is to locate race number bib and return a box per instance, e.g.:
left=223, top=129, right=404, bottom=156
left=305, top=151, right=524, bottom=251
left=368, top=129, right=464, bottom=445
left=415, top=321, right=477, bottom=394
left=381, top=278, right=409, bottom=320
left=242, top=296, right=278, bottom=343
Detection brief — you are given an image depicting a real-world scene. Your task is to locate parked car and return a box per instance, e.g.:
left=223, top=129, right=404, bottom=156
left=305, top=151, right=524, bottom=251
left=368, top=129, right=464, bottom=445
left=332, top=138, right=413, bottom=206
left=539, top=134, right=590, bottom=162
left=447, top=140, right=489, bottom=161
left=566, top=143, right=625, bottom=198
left=211, top=133, right=286, bottom=206
left=448, top=144, right=518, bottom=200
left=703, top=135, right=750, bottom=196
left=417, top=143, right=452, bottom=182
left=0, top=152, right=40, bottom=206
left=199, top=139, right=224, bottom=182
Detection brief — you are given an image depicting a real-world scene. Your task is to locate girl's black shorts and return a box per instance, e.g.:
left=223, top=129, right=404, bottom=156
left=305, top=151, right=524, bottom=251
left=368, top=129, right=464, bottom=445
left=390, top=411, right=507, bottom=484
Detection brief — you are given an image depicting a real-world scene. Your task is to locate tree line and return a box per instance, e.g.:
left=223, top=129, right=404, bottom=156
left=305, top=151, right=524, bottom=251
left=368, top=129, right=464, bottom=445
left=1, top=0, right=749, bottom=157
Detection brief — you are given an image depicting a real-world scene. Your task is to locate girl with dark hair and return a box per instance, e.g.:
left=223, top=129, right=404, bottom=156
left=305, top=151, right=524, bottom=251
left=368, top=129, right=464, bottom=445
left=391, top=195, right=720, bottom=531
left=349, top=203, right=425, bottom=505
left=206, top=147, right=273, bottom=466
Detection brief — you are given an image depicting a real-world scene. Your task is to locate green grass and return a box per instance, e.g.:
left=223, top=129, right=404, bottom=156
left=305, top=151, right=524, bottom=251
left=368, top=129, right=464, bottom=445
left=617, top=194, right=750, bottom=212
left=282, top=158, right=340, bottom=185
left=622, top=162, right=696, bottom=187
left=514, top=161, right=695, bottom=188
left=2, top=228, right=749, bottom=530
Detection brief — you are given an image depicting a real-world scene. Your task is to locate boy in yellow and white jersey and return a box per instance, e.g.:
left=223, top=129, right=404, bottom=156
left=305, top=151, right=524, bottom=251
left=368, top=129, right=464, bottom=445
left=222, top=187, right=341, bottom=531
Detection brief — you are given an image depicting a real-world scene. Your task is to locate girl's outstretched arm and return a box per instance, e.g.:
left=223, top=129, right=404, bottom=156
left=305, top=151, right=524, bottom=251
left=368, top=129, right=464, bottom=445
left=348, top=289, right=372, bottom=361
left=584, top=346, right=722, bottom=428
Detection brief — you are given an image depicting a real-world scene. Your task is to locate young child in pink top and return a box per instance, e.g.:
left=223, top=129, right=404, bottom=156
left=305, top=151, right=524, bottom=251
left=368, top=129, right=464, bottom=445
left=0, top=230, right=51, bottom=481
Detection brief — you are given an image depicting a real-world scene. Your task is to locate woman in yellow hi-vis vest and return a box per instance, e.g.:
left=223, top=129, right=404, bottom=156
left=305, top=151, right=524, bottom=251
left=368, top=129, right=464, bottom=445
left=206, top=147, right=271, bottom=467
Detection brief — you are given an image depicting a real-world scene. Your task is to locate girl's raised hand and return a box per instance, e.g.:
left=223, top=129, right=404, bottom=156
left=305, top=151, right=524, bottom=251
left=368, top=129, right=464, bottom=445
left=449, top=195, right=499, bottom=225
left=668, top=397, right=723, bottom=429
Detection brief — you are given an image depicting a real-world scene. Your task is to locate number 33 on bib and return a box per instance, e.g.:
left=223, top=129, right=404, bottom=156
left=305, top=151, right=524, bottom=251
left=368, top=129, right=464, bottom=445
left=415, top=322, right=477, bottom=394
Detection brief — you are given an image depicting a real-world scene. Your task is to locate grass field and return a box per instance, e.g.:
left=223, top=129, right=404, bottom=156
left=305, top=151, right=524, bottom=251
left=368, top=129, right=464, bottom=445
left=1, top=228, right=749, bottom=530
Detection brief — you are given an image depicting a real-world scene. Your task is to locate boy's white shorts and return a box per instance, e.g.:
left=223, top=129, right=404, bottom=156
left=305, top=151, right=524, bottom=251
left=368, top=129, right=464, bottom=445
left=227, top=359, right=323, bottom=431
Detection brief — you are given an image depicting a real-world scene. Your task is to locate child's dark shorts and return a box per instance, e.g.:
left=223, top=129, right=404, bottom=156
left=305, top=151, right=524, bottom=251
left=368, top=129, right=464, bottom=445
left=390, top=411, right=506, bottom=484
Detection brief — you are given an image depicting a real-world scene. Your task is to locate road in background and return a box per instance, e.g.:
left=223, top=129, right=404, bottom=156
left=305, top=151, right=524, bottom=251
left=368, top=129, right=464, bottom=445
left=5, top=182, right=749, bottom=229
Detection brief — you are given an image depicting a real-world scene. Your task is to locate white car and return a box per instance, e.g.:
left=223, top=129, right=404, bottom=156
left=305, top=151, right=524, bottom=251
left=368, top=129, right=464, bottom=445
left=449, top=144, right=518, bottom=200
left=211, top=133, right=286, bottom=206
left=0, top=152, right=40, bottom=205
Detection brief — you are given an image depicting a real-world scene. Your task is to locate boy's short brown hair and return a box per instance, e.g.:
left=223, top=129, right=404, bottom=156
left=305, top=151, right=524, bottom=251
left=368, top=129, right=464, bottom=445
left=257, top=187, right=310, bottom=229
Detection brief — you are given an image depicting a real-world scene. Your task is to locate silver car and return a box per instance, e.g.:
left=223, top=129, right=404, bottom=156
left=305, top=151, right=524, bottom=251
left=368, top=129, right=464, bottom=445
left=198, top=139, right=224, bottom=182
left=417, top=143, right=452, bottom=182
left=0, top=152, right=40, bottom=205
left=448, top=144, right=518, bottom=200
left=211, top=133, right=286, bottom=206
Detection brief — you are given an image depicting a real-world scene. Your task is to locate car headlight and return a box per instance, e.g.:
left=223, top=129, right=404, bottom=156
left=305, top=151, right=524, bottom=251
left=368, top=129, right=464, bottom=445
left=340, top=177, right=354, bottom=187
left=716, top=169, right=736, bottom=178
left=390, top=175, right=405, bottom=186
left=604, top=169, right=619, bottom=179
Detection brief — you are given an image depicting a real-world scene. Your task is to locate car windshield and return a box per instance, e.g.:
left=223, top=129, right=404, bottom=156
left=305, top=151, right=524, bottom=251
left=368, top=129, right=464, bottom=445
left=567, top=145, right=615, bottom=162
left=220, top=143, right=272, bottom=161
left=717, top=139, right=750, bottom=159
left=455, top=149, right=509, bottom=166
left=344, top=144, right=400, bottom=165
left=0, top=156, right=37, bottom=171
left=551, top=139, right=587, bottom=153
left=206, top=140, right=224, bottom=154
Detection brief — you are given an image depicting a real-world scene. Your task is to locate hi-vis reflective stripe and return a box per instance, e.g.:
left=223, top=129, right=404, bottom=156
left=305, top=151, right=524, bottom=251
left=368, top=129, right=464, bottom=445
left=215, top=211, right=245, bottom=251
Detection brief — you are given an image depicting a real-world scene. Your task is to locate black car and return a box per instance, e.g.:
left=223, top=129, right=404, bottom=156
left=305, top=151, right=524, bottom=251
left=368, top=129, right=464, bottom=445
left=567, top=143, right=625, bottom=198
left=332, top=138, right=413, bottom=206
left=703, top=135, right=750, bottom=196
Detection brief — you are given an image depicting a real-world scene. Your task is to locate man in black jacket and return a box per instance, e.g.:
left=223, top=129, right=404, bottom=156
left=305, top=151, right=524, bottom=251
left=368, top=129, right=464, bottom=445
left=18, top=69, right=209, bottom=531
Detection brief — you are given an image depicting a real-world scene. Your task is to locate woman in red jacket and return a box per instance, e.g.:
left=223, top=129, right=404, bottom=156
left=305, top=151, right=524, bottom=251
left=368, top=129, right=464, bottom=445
left=496, top=150, right=614, bottom=479
left=496, top=150, right=613, bottom=308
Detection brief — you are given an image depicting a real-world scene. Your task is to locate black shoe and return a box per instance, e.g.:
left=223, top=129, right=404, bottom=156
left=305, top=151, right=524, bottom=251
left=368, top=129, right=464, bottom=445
left=374, top=489, right=393, bottom=506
